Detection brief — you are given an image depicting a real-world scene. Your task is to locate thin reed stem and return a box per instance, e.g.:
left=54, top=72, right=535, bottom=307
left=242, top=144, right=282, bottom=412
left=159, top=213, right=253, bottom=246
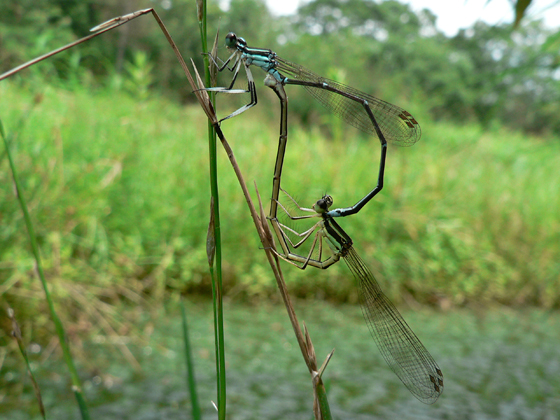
left=181, top=300, right=202, bottom=420
left=1, top=118, right=90, bottom=420
left=197, top=1, right=227, bottom=418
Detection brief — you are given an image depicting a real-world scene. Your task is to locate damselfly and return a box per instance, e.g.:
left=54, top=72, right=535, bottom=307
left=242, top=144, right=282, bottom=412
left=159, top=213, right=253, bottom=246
left=272, top=190, right=444, bottom=404
left=208, top=33, right=420, bottom=221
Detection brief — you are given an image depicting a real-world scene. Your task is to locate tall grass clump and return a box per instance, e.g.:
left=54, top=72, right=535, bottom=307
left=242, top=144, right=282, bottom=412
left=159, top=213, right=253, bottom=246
left=286, top=119, right=560, bottom=307
left=1, top=79, right=559, bottom=315
left=1, top=106, right=90, bottom=417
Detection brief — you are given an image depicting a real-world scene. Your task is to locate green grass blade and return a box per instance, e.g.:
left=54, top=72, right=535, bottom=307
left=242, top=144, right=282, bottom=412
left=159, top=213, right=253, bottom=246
left=316, top=383, right=333, bottom=420
left=7, top=307, right=46, bottom=420
left=1, top=116, right=90, bottom=420
left=181, top=300, right=202, bottom=420
left=197, top=1, right=227, bottom=418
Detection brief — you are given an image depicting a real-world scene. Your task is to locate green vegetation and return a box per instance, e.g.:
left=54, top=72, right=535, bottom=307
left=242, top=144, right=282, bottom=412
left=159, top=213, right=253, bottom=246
left=1, top=80, right=559, bottom=312
left=3, top=0, right=560, bottom=136
left=1, top=0, right=560, bottom=417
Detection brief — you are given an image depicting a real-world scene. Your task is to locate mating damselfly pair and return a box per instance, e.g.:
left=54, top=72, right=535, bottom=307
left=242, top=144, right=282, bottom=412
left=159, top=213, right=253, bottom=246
left=207, top=32, right=443, bottom=404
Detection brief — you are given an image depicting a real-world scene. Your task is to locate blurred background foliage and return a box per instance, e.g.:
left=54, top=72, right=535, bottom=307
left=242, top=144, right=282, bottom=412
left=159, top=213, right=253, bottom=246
left=2, top=0, right=560, bottom=135
left=1, top=0, right=560, bottom=328
left=2, top=1, right=560, bottom=417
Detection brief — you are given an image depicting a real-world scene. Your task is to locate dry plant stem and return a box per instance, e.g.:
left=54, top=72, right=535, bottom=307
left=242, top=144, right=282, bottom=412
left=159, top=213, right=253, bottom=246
left=153, top=9, right=226, bottom=416
left=0, top=9, right=153, bottom=81
left=185, top=62, right=333, bottom=418
left=142, top=10, right=228, bottom=416
left=0, top=9, right=212, bottom=417
left=220, top=119, right=333, bottom=420
left=1, top=6, right=331, bottom=416
left=8, top=307, right=46, bottom=419
left=218, top=123, right=319, bottom=372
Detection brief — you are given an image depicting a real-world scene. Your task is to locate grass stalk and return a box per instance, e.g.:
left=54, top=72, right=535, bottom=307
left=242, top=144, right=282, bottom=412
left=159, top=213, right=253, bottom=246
left=196, top=0, right=227, bottom=417
left=0, top=9, right=153, bottom=82
left=1, top=8, right=337, bottom=417
left=143, top=7, right=227, bottom=416
left=184, top=63, right=334, bottom=418
left=181, top=300, right=202, bottom=420
left=7, top=307, right=46, bottom=420
left=1, top=118, right=90, bottom=419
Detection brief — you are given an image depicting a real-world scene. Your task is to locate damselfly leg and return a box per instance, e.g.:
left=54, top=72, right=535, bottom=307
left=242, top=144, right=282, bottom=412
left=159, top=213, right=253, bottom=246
left=269, top=190, right=343, bottom=270
left=269, top=191, right=444, bottom=404
left=207, top=33, right=417, bottom=223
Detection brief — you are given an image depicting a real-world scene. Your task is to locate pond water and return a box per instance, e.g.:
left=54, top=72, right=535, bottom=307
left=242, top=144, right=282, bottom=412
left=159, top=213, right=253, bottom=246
left=3, top=301, right=560, bottom=419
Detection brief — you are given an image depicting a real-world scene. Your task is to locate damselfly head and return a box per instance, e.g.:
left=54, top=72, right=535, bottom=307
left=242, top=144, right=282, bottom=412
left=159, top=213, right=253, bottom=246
left=225, top=32, right=237, bottom=48
left=225, top=32, right=245, bottom=49
left=313, top=195, right=333, bottom=213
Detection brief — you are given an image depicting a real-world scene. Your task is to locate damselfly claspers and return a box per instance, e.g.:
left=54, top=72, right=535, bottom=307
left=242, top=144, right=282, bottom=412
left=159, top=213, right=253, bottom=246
left=207, top=33, right=420, bottom=222
left=272, top=190, right=444, bottom=404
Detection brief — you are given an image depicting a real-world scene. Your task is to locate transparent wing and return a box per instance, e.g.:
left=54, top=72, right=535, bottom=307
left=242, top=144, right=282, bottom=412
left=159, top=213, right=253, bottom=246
left=344, top=247, right=443, bottom=403
left=276, top=57, right=420, bottom=146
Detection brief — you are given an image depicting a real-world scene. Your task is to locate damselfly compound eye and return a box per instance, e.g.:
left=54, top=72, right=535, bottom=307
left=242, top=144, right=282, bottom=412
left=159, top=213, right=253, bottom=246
left=225, top=32, right=237, bottom=48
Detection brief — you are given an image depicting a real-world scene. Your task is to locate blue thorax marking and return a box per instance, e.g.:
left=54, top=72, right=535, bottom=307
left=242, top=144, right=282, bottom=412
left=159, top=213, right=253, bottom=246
left=238, top=44, right=285, bottom=83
